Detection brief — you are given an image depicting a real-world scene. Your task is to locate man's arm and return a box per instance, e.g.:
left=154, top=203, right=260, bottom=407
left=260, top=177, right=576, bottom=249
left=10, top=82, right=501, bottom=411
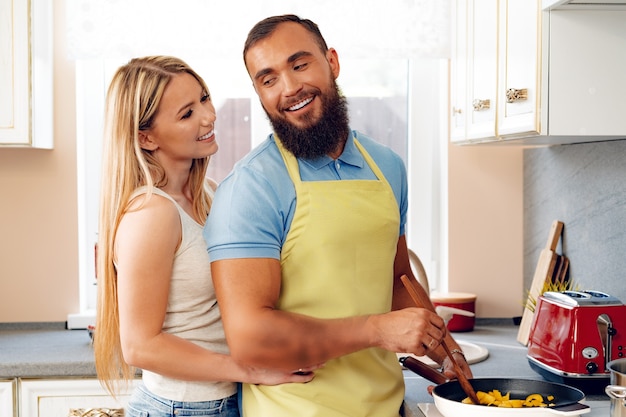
left=211, top=256, right=446, bottom=371
left=392, top=235, right=473, bottom=378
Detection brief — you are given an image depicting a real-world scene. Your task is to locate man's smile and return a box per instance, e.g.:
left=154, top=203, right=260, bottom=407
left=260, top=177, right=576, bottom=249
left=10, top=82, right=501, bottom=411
left=286, top=96, right=314, bottom=112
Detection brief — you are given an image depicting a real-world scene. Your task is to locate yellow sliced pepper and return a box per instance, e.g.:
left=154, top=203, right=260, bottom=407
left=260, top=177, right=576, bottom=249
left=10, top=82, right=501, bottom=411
left=462, top=390, right=553, bottom=408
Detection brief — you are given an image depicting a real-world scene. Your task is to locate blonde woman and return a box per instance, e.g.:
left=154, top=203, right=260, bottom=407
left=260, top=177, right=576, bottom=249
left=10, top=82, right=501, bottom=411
left=95, top=56, right=316, bottom=417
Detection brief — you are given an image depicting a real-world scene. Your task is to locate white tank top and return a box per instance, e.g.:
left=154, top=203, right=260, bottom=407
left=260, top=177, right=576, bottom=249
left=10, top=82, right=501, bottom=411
left=134, top=186, right=235, bottom=402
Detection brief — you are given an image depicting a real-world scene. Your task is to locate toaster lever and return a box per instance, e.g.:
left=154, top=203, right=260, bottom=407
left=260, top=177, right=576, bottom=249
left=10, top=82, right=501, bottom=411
left=597, top=314, right=614, bottom=369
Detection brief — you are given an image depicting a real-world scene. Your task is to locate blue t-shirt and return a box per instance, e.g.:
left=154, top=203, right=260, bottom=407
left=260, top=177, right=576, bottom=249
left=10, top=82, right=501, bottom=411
left=204, top=130, right=408, bottom=261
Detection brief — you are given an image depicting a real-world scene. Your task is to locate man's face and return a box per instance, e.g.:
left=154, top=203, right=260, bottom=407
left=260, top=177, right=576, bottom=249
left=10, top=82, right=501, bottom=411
left=245, top=22, right=339, bottom=129
left=245, top=22, right=349, bottom=158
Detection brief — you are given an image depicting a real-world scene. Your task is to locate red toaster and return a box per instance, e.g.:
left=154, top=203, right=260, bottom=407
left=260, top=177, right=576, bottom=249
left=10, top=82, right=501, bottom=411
left=527, top=290, right=626, bottom=393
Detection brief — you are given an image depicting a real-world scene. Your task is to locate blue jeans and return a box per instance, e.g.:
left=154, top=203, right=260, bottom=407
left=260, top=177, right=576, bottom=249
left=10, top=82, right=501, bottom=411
left=125, top=383, right=239, bottom=417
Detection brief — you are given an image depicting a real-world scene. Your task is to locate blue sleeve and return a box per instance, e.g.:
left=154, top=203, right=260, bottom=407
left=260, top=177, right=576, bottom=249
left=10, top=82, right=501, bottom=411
left=203, top=163, right=294, bottom=261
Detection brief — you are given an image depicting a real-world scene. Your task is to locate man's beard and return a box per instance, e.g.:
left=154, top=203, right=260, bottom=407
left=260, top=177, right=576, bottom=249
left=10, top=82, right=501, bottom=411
left=267, top=81, right=350, bottom=159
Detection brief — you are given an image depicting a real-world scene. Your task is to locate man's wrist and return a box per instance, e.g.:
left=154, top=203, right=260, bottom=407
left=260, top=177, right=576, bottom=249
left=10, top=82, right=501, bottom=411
left=438, top=348, right=466, bottom=367
left=450, top=348, right=465, bottom=358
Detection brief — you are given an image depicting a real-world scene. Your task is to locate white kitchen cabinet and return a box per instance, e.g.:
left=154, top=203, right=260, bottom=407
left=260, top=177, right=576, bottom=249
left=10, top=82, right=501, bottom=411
left=20, top=378, right=136, bottom=417
left=450, top=0, right=539, bottom=144
left=0, top=0, right=53, bottom=148
left=539, top=10, right=626, bottom=140
left=0, top=380, right=15, bottom=417
left=450, top=1, right=626, bottom=145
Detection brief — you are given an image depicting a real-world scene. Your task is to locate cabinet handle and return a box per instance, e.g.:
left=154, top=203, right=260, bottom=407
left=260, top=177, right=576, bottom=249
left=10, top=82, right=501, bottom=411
left=69, top=408, right=124, bottom=417
left=472, top=99, right=490, bottom=111
left=506, top=88, right=528, bottom=103
left=452, top=107, right=463, bottom=115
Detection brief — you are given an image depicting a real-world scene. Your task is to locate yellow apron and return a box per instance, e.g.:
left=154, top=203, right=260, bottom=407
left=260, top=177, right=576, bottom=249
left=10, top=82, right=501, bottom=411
left=242, top=137, right=404, bottom=417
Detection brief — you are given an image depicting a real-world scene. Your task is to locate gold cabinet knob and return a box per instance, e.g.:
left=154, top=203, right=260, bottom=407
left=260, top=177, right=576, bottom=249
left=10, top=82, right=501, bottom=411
left=506, top=88, right=528, bottom=103
left=472, top=99, right=490, bottom=111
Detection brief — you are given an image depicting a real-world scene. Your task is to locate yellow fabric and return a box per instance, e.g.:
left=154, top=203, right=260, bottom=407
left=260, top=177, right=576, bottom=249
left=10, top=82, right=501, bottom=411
left=242, top=137, right=404, bottom=417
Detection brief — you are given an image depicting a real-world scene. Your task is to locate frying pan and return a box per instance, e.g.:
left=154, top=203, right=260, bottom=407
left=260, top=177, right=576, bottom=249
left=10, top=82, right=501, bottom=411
left=400, top=357, right=590, bottom=416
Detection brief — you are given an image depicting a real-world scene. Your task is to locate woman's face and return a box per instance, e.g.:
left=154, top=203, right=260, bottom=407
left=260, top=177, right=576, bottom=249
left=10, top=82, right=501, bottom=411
left=141, top=72, right=218, bottom=165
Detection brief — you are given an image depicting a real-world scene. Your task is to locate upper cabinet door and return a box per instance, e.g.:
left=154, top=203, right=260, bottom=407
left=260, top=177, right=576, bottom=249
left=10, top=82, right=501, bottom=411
left=466, top=0, right=498, bottom=141
left=0, top=0, right=53, bottom=148
left=450, top=0, right=468, bottom=142
left=546, top=10, right=626, bottom=137
left=498, top=0, right=540, bottom=138
left=450, top=0, right=499, bottom=143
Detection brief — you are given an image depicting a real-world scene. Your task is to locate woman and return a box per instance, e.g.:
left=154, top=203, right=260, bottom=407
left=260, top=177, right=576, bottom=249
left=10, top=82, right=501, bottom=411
left=94, top=56, right=315, bottom=417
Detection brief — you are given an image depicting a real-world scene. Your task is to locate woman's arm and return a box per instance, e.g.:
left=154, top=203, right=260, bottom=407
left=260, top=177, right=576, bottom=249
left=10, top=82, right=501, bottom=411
left=114, top=194, right=313, bottom=385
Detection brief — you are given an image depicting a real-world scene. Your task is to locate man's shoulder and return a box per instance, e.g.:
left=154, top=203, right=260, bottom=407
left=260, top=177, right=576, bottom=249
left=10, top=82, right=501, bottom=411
left=219, top=135, right=290, bottom=192
left=237, top=136, right=277, bottom=163
left=353, top=131, right=403, bottom=163
left=232, top=136, right=286, bottom=174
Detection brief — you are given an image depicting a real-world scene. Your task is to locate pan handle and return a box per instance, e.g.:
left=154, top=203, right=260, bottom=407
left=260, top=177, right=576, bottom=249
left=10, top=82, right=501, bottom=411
left=399, top=356, right=449, bottom=385
left=545, top=402, right=590, bottom=415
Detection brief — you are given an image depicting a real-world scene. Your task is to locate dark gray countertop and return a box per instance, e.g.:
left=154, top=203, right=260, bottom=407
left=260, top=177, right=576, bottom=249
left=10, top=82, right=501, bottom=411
left=0, top=322, right=95, bottom=378
left=0, top=320, right=613, bottom=416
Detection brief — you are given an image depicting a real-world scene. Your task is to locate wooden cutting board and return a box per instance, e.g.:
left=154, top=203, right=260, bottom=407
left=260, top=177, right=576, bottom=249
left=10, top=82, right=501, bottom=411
left=517, top=220, right=564, bottom=346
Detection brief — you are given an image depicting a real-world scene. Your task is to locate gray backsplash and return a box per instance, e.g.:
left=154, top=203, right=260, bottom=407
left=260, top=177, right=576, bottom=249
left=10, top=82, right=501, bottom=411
left=523, top=139, right=626, bottom=303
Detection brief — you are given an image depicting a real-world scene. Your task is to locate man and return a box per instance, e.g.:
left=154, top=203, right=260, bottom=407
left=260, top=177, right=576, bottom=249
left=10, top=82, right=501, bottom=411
left=204, top=14, right=472, bottom=417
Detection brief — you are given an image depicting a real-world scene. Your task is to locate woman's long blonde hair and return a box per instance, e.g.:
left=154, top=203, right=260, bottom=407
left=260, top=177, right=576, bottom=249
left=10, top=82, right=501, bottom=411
left=94, top=56, right=212, bottom=395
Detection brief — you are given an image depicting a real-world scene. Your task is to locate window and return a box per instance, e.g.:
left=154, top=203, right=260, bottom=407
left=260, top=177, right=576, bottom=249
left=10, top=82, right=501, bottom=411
left=68, top=0, right=450, bottom=327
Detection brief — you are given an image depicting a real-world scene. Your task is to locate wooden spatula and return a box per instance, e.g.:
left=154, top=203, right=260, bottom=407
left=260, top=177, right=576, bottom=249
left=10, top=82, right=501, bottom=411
left=400, top=274, right=480, bottom=405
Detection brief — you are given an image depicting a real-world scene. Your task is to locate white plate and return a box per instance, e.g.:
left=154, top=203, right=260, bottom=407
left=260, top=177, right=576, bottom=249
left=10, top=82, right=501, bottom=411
left=398, top=340, right=489, bottom=368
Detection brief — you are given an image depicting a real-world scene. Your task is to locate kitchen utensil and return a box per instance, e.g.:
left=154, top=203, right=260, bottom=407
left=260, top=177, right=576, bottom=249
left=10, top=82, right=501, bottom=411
left=431, top=293, right=477, bottom=332
left=555, top=255, right=569, bottom=285
left=435, top=305, right=475, bottom=323
left=606, top=358, right=626, bottom=417
left=433, top=378, right=590, bottom=416
left=408, top=248, right=430, bottom=294
left=550, top=254, right=569, bottom=286
left=527, top=290, right=626, bottom=394
left=398, top=339, right=488, bottom=368
left=400, top=274, right=480, bottom=405
left=552, top=255, right=564, bottom=284
left=518, top=220, right=564, bottom=346
left=400, top=356, right=449, bottom=385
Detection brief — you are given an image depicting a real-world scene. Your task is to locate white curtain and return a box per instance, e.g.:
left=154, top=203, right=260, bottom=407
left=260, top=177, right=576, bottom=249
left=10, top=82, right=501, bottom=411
left=66, top=0, right=450, bottom=60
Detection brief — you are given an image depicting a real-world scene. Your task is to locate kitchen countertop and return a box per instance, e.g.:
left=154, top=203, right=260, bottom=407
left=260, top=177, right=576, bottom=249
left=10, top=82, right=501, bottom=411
left=0, top=322, right=96, bottom=378
left=0, top=320, right=613, bottom=416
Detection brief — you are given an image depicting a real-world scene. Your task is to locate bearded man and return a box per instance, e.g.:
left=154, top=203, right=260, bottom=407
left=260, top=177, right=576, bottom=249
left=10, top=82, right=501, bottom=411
left=203, top=14, right=471, bottom=417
